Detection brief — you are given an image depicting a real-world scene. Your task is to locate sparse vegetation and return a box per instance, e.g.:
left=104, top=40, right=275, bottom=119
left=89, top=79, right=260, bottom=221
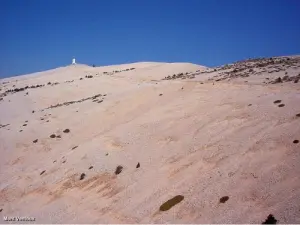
left=115, top=165, right=123, bottom=175
left=45, top=93, right=103, bottom=110
left=262, top=214, right=277, bottom=224
left=219, top=196, right=229, bottom=203
left=102, top=68, right=135, bottom=76
left=206, top=56, right=300, bottom=83
left=80, top=173, right=86, bottom=180
left=163, top=71, right=196, bottom=80
left=63, top=129, right=70, bottom=133
left=159, top=195, right=184, bottom=211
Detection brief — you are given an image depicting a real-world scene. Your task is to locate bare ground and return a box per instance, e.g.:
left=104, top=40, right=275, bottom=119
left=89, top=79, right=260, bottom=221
left=0, top=58, right=300, bottom=223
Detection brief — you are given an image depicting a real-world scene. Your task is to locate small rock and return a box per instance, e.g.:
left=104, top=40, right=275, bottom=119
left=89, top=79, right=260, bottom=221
left=0, top=208, right=2, bottom=212
left=72, top=146, right=78, bottom=150
left=80, top=173, right=86, bottom=180
left=23, top=124, right=27, bottom=126
left=32, top=110, right=35, bottom=113
left=56, top=135, right=61, bottom=138
left=40, top=170, right=46, bottom=175
left=251, top=173, right=258, bottom=178
left=273, top=100, right=281, bottom=104
left=219, top=196, right=229, bottom=203
left=115, top=165, right=123, bottom=175
left=278, top=104, right=285, bottom=107
left=105, top=153, right=108, bottom=156
left=63, top=129, right=70, bottom=133
left=273, top=77, right=282, bottom=83
left=293, top=140, right=299, bottom=144
left=33, top=139, right=38, bottom=143
left=19, top=130, right=23, bottom=132
left=228, top=172, right=234, bottom=177
left=282, top=75, right=289, bottom=81
left=50, top=134, right=56, bottom=138
left=159, top=94, right=163, bottom=96
left=53, top=160, right=56, bottom=163
left=89, top=166, right=93, bottom=170
left=62, top=160, right=66, bottom=163
left=136, top=162, right=140, bottom=168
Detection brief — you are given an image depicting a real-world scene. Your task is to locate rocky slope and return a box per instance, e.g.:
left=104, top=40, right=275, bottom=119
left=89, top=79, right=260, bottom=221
left=0, top=58, right=300, bottom=223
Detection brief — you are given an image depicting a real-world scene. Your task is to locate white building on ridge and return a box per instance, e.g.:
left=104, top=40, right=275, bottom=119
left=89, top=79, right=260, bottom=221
left=72, top=57, right=76, bottom=65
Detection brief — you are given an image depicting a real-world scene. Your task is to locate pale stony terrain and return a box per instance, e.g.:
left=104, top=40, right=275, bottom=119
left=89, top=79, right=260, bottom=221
left=0, top=57, right=300, bottom=224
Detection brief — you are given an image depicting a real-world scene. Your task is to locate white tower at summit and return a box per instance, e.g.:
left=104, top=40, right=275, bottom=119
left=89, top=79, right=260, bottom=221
left=72, top=57, right=76, bottom=65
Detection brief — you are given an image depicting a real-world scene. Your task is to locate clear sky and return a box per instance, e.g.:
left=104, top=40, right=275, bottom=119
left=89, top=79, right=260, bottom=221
left=1, top=0, right=300, bottom=78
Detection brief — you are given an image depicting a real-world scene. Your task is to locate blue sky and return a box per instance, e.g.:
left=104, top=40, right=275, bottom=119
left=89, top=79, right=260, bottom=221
left=1, top=0, right=300, bottom=78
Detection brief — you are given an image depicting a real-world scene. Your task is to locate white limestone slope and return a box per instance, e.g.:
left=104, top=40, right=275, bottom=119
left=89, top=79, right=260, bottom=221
left=0, top=59, right=300, bottom=224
